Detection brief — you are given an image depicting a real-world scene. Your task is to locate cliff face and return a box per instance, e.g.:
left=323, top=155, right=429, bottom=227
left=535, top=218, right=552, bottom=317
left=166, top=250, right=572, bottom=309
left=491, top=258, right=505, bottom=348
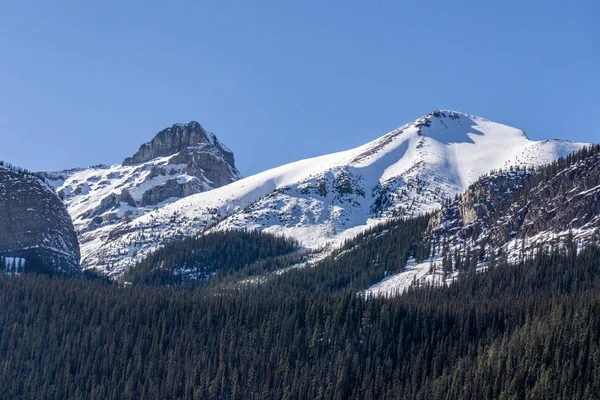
left=122, top=121, right=239, bottom=190
left=44, top=121, right=241, bottom=233
left=0, top=167, right=80, bottom=275
left=42, top=121, right=241, bottom=275
left=429, top=169, right=535, bottom=247
left=513, top=151, right=600, bottom=239
left=430, top=146, right=600, bottom=261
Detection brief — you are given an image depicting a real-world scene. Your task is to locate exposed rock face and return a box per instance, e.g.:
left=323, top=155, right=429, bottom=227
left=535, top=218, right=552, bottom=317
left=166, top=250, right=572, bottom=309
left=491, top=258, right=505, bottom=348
left=121, top=122, right=240, bottom=205
left=429, top=169, right=534, bottom=247
left=430, top=146, right=600, bottom=261
left=508, top=149, right=600, bottom=239
left=42, top=121, right=241, bottom=273
left=0, top=167, right=80, bottom=275
left=44, top=121, right=241, bottom=227
left=123, top=122, right=238, bottom=183
left=140, top=178, right=203, bottom=206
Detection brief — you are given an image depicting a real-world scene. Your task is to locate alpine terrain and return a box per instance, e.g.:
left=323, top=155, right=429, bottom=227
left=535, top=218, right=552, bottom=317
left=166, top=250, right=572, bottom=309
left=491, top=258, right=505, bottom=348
left=0, top=164, right=80, bottom=275
left=41, top=121, right=241, bottom=276
left=62, top=110, right=585, bottom=277
left=3, top=5, right=598, bottom=398
left=361, top=144, right=600, bottom=295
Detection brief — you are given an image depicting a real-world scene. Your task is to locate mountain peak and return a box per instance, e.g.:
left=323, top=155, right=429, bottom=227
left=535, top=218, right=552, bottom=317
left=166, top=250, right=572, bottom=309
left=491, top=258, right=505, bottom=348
left=53, top=112, right=586, bottom=276
left=45, top=121, right=242, bottom=269
left=122, top=121, right=235, bottom=167
left=406, top=109, right=530, bottom=144
left=426, top=109, right=481, bottom=119
left=416, top=109, right=484, bottom=126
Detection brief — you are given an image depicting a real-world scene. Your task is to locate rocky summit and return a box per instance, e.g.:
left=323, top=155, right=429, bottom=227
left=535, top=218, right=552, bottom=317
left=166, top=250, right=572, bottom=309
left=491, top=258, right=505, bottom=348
left=122, top=121, right=239, bottom=188
left=42, top=121, right=241, bottom=272
left=0, top=166, right=80, bottom=275
left=66, top=110, right=587, bottom=277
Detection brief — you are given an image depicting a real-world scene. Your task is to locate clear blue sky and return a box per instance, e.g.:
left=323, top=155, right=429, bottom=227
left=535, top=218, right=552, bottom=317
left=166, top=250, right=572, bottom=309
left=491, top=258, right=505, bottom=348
left=1, top=0, right=598, bottom=175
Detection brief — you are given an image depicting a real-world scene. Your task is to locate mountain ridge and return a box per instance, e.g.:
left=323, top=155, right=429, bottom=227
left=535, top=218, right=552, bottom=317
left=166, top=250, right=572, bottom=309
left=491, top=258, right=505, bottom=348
left=40, top=121, right=242, bottom=275
left=364, top=144, right=600, bottom=296
left=71, top=110, right=586, bottom=276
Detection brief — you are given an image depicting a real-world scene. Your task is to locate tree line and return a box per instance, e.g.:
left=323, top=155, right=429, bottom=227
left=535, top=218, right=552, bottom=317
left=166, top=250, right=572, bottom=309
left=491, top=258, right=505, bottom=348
left=0, top=234, right=598, bottom=399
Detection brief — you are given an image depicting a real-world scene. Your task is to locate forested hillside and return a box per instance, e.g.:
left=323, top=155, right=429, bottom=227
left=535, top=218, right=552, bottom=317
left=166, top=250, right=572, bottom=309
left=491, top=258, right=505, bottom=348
left=0, top=145, right=598, bottom=399
left=120, top=230, right=300, bottom=286
left=0, top=237, right=599, bottom=399
left=122, top=145, right=599, bottom=296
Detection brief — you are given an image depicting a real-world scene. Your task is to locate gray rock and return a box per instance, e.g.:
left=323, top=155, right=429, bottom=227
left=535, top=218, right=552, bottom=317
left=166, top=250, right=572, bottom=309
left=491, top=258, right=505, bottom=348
left=0, top=167, right=80, bottom=275
left=43, top=120, right=242, bottom=274
left=123, top=121, right=236, bottom=170
left=119, top=120, right=240, bottom=205
left=141, top=178, right=203, bottom=206
left=430, top=149, right=600, bottom=261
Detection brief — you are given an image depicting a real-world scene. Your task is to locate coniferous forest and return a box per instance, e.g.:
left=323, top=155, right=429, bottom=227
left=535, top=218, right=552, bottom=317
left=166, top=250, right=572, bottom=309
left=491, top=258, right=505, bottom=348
left=0, top=146, right=598, bottom=399
left=120, top=230, right=300, bottom=286
left=3, top=2, right=598, bottom=398
left=0, top=237, right=599, bottom=399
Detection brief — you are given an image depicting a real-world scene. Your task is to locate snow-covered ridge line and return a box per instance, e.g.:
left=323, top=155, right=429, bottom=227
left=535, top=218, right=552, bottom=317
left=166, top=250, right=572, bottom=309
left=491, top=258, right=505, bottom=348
left=364, top=147, right=600, bottom=296
left=75, top=110, right=586, bottom=276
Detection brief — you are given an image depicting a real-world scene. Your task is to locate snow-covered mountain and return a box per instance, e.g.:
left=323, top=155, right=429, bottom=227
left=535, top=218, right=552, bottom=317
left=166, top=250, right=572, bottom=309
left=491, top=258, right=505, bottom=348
left=364, top=144, right=600, bottom=296
left=75, top=110, right=585, bottom=277
left=40, top=121, right=240, bottom=271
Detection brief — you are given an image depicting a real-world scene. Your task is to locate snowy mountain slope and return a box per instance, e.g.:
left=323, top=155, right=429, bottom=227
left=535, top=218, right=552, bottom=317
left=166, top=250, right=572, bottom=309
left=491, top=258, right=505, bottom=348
left=40, top=121, right=240, bottom=267
left=365, top=145, right=600, bottom=296
left=80, top=110, right=586, bottom=276
left=44, top=155, right=219, bottom=234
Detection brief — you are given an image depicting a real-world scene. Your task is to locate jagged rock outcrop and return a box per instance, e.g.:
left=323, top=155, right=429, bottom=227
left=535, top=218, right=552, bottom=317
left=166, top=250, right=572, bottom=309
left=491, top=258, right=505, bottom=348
left=508, top=148, right=600, bottom=239
left=429, top=169, right=535, bottom=246
left=0, top=167, right=80, bottom=275
left=430, top=145, right=600, bottom=261
left=122, top=122, right=238, bottom=187
left=42, top=121, right=241, bottom=273
left=74, top=111, right=586, bottom=277
left=123, top=121, right=215, bottom=164
left=140, top=178, right=204, bottom=206
left=44, top=121, right=241, bottom=228
left=121, top=121, right=240, bottom=205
